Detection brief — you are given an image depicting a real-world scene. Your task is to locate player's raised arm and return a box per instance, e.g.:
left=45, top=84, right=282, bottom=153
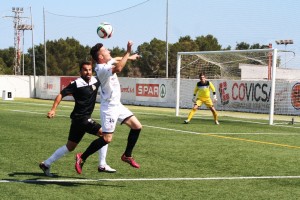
left=113, top=41, right=133, bottom=73
left=114, top=54, right=140, bottom=61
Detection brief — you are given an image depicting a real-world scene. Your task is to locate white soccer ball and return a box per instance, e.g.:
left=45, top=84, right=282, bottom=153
left=97, top=22, right=113, bottom=39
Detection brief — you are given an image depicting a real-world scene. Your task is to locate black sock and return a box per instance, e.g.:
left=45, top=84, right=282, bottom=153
left=81, top=137, right=107, bottom=161
left=124, top=129, right=141, bottom=157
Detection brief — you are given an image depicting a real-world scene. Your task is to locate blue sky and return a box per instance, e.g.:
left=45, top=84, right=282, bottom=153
left=1, top=0, right=300, bottom=68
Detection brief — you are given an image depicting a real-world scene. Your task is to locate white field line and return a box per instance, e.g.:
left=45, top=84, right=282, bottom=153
left=9, top=109, right=69, bottom=117
left=136, top=112, right=300, bottom=129
left=1, top=176, right=300, bottom=183
left=1, top=101, right=298, bottom=128
left=4, top=109, right=300, bottom=135
left=7, top=109, right=300, bottom=148
left=1, top=106, right=300, bottom=183
left=143, top=125, right=299, bottom=135
left=0, top=101, right=72, bottom=108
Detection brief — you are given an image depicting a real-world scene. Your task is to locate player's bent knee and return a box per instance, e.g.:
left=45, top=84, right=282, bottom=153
left=66, top=141, right=77, bottom=152
left=132, top=123, right=142, bottom=130
left=104, top=138, right=113, bottom=143
left=103, top=133, right=113, bottom=143
left=66, top=145, right=76, bottom=152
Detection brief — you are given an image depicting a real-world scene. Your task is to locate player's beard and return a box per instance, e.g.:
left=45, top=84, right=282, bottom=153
left=81, top=75, right=91, bottom=83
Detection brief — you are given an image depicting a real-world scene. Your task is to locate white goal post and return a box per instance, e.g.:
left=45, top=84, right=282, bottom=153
left=175, top=49, right=279, bottom=125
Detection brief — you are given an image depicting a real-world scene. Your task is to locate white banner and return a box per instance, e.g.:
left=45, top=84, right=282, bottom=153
left=1, top=75, right=299, bottom=115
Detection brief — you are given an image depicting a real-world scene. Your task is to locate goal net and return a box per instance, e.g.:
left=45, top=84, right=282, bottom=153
left=176, top=49, right=299, bottom=125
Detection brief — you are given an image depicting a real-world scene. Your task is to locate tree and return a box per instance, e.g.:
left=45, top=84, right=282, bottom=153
left=195, top=34, right=222, bottom=51
left=0, top=35, right=272, bottom=77
left=0, top=48, right=15, bottom=74
left=136, top=38, right=166, bottom=77
left=27, top=45, right=45, bottom=75
left=235, top=42, right=250, bottom=50
left=250, top=43, right=269, bottom=49
left=0, top=57, right=7, bottom=75
left=235, top=42, right=269, bottom=50
left=106, top=46, right=141, bottom=77
left=42, top=37, right=90, bottom=76
left=234, top=42, right=273, bottom=66
left=168, top=36, right=199, bottom=77
left=21, top=51, right=32, bottom=75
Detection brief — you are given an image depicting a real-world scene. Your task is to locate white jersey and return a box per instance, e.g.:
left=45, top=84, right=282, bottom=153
left=94, top=59, right=133, bottom=133
left=94, top=59, right=121, bottom=105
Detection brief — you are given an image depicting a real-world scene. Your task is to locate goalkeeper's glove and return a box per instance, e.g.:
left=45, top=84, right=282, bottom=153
left=192, top=96, right=196, bottom=103
left=213, top=95, right=217, bottom=103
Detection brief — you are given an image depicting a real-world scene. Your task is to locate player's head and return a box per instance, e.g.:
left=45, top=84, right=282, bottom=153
left=79, top=61, right=93, bottom=82
left=90, top=43, right=103, bottom=62
left=90, top=43, right=112, bottom=64
left=79, top=61, right=92, bottom=71
left=199, top=72, right=206, bottom=82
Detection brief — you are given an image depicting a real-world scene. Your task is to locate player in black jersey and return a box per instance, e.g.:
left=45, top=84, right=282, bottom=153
left=39, top=61, right=115, bottom=176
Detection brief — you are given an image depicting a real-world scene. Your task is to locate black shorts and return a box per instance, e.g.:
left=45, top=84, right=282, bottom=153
left=68, top=118, right=101, bottom=144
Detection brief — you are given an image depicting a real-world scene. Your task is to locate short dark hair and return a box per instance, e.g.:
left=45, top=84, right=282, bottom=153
left=199, top=72, right=205, bottom=78
left=90, top=43, right=103, bottom=62
left=79, top=61, right=92, bottom=71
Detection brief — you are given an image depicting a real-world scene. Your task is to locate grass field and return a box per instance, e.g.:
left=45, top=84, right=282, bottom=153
left=0, top=98, right=299, bottom=200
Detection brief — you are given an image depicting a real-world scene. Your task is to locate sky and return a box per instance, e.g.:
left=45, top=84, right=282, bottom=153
left=1, top=0, right=300, bottom=68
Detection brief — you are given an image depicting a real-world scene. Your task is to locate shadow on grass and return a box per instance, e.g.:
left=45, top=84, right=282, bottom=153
left=8, top=171, right=60, bottom=178
left=5, top=172, right=124, bottom=187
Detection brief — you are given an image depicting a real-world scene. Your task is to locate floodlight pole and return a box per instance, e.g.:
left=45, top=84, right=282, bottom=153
left=30, top=7, right=36, bottom=98
left=165, top=0, right=169, bottom=78
left=4, top=7, right=26, bottom=75
left=275, top=39, right=293, bottom=68
left=17, top=24, right=33, bottom=75
left=43, top=7, right=47, bottom=77
left=22, top=30, right=25, bottom=75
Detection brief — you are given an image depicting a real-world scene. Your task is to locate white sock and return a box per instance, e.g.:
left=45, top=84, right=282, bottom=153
left=99, top=144, right=108, bottom=166
left=44, top=145, right=69, bottom=167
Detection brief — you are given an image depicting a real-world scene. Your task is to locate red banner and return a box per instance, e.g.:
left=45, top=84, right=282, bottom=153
left=60, top=77, right=76, bottom=91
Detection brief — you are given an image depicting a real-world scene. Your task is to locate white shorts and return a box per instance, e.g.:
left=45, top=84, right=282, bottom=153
left=100, top=102, right=133, bottom=133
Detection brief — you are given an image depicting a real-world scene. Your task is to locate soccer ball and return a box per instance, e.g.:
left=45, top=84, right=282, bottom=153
left=97, top=22, right=113, bottom=39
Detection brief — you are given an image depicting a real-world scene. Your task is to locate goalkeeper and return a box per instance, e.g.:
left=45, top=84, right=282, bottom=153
left=184, top=72, right=219, bottom=125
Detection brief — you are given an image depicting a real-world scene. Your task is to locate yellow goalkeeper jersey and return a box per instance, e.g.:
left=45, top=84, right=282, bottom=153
left=193, top=81, right=216, bottom=99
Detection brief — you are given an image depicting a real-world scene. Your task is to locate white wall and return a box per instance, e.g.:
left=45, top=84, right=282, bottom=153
left=1, top=75, right=299, bottom=115
left=0, top=75, right=36, bottom=98
left=240, top=64, right=300, bottom=80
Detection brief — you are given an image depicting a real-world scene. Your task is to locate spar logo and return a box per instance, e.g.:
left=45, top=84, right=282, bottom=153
left=291, top=83, right=300, bottom=110
left=136, top=84, right=166, bottom=98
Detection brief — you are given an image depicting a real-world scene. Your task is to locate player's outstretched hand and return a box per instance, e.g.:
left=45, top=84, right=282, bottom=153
left=129, top=54, right=141, bottom=60
left=127, top=41, right=133, bottom=53
left=47, top=110, right=55, bottom=118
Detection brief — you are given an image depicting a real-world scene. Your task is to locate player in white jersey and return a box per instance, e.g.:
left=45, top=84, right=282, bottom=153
left=75, top=41, right=142, bottom=174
